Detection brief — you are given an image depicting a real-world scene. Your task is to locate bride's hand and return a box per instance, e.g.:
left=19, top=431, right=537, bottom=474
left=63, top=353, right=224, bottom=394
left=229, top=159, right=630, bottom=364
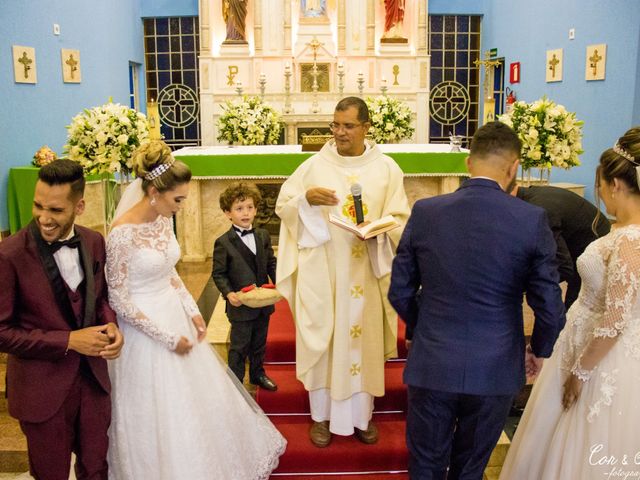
left=192, top=315, right=207, bottom=342
left=562, top=374, right=583, bottom=410
left=174, top=336, right=193, bottom=355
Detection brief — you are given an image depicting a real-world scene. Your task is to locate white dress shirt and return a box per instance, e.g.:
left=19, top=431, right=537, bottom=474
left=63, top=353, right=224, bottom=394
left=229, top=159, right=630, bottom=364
left=52, top=227, right=84, bottom=291
left=234, top=225, right=257, bottom=254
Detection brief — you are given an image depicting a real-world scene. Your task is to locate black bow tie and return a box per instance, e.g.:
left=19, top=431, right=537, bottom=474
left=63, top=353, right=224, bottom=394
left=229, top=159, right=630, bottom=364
left=234, top=227, right=254, bottom=237
left=48, top=234, right=81, bottom=253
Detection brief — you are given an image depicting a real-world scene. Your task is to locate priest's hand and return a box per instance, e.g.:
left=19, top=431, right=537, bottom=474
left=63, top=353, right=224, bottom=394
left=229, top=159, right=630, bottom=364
left=192, top=314, right=207, bottom=342
left=68, top=325, right=111, bottom=357
left=100, top=322, right=124, bottom=360
left=306, top=187, right=340, bottom=206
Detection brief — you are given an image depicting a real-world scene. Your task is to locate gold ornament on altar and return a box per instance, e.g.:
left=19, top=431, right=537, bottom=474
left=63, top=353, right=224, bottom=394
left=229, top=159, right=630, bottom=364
left=32, top=146, right=57, bottom=167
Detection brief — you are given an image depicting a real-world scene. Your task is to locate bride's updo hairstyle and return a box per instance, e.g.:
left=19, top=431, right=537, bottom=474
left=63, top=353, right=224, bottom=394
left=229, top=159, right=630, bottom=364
left=597, top=127, right=640, bottom=195
left=593, top=127, right=640, bottom=230
left=132, top=140, right=192, bottom=194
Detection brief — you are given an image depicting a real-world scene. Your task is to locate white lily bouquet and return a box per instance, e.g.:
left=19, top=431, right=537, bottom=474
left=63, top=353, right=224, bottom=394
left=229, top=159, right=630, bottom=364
left=498, top=97, right=583, bottom=170
left=64, top=101, right=150, bottom=175
left=365, top=95, right=414, bottom=144
left=217, top=95, right=282, bottom=145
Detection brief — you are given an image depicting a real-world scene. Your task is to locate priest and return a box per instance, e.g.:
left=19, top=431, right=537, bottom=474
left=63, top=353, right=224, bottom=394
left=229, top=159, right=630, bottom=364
left=276, top=97, right=410, bottom=447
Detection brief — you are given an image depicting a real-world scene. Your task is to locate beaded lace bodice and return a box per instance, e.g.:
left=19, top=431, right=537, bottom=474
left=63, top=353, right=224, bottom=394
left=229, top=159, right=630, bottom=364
left=558, top=224, right=640, bottom=420
left=106, top=215, right=200, bottom=350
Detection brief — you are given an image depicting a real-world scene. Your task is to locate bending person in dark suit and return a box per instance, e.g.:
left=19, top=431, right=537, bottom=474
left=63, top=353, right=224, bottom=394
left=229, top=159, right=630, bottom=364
left=212, top=182, right=278, bottom=391
left=0, top=160, right=123, bottom=480
left=388, top=122, right=566, bottom=480
left=512, top=185, right=611, bottom=309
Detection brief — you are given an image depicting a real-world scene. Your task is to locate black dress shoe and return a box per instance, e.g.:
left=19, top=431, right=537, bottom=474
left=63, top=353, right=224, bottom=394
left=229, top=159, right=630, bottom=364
left=253, top=374, right=278, bottom=391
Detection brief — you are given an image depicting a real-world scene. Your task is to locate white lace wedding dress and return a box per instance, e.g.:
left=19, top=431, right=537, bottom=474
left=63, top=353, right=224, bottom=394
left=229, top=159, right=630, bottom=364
left=105, top=215, right=286, bottom=480
left=499, top=225, right=640, bottom=479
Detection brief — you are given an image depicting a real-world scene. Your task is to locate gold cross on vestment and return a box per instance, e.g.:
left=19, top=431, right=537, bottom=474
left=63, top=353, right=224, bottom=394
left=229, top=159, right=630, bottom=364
left=589, top=49, right=602, bottom=76
left=18, top=51, right=32, bottom=79
left=350, top=363, right=361, bottom=376
left=65, top=54, right=78, bottom=79
left=350, top=285, right=364, bottom=298
left=351, top=244, right=365, bottom=259
left=350, top=325, right=362, bottom=339
left=548, top=54, right=560, bottom=78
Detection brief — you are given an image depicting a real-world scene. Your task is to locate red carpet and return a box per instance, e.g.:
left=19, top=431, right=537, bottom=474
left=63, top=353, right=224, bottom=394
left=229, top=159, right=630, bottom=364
left=259, top=301, right=409, bottom=478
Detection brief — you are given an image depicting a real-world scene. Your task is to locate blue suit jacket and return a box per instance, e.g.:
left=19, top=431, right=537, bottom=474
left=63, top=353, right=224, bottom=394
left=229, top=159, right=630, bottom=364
left=388, top=178, right=566, bottom=395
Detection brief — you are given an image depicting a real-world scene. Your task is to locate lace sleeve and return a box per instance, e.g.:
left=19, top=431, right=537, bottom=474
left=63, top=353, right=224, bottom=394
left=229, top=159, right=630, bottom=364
left=170, top=269, right=200, bottom=317
left=106, top=227, right=180, bottom=350
left=594, top=232, right=640, bottom=338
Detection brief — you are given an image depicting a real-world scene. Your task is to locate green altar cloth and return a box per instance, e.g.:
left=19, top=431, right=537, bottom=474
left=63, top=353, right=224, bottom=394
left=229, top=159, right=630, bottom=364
left=7, top=152, right=469, bottom=233
left=174, top=151, right=469, bottom=178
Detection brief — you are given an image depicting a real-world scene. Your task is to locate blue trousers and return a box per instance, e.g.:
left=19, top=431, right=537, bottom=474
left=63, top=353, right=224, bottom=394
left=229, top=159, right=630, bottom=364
left=407, top=386, right=513, bottom=480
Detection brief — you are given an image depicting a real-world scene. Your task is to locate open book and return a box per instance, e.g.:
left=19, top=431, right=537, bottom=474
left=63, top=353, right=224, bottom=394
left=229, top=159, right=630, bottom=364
left=328, top=213, right=400, bottom=240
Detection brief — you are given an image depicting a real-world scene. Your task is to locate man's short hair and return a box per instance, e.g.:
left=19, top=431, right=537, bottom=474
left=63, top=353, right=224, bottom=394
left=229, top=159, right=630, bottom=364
left=219, top=182, right=262, bottom=212
left=335, top=96, right=370, bottom=123
left=38, top=159, right=85, bottom=198
left=470, top=121, right=522, bottom=160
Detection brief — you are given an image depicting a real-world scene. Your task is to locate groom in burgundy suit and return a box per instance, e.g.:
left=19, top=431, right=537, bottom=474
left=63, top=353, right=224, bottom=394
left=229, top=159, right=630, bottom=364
left=0, top=160, right=123, bottom=480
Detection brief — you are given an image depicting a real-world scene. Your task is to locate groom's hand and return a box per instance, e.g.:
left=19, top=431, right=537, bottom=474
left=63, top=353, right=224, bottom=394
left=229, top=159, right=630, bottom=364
left=100, top=322, right=124, bottom=360
left=68, top=325, right=111, bottom=356
left=524, top=345, right=544, bottom=381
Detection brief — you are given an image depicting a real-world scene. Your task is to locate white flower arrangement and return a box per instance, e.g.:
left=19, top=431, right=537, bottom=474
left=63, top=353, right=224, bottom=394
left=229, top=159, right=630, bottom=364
left=216, top=96, right=282, bottom=145
left=64, top=101, right=150, bottom=175
left=498, top=97, right=583, bottom=170
left=365, top=95, right=414, bottom=144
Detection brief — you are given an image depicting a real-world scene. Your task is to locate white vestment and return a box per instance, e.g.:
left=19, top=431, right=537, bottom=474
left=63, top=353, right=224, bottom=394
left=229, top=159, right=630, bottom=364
left=276, top=140, right=410, bottom=434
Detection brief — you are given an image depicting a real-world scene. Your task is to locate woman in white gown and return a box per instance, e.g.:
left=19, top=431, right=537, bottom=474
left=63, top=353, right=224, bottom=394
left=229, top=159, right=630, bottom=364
left=105, top=141, right=286, bottom=480
left=500, top=127, right=640, bottom=479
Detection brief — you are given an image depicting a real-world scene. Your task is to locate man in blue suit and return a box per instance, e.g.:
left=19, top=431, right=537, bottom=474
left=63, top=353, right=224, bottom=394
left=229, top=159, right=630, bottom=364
left=388, top=122, right=566, bottom=480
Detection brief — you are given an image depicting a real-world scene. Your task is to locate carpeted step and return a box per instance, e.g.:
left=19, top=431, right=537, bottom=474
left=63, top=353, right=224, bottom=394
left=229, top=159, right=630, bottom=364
left=272, top=473, right=408, bottom=479
left=269, top=412, right=407, bottom=475
left=0, top=412, right=28, bottom=473
left=258, top=361, right=407, bottom=414
left=265, top=302, right=409, bottom=363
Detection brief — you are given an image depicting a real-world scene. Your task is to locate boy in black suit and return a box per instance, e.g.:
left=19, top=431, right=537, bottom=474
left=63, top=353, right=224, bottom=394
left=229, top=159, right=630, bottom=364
left=212, top=182, right=278, bottom=391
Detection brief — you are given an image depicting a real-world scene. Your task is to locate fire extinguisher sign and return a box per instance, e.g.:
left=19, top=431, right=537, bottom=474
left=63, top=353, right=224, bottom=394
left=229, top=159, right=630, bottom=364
left=510, top=62, right=521, bottom=84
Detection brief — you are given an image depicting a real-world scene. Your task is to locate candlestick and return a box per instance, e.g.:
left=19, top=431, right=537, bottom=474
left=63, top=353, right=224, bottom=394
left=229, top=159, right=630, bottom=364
left=357, top=71, right=365, bottom=97
left=235, top=81, right=243, bottom=97
left=258, top=72, right=267, bottom=99
left=380, top=77, right=388, bottom=96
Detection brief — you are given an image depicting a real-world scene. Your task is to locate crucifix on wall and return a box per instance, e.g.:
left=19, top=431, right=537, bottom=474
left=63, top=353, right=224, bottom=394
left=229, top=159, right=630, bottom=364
left=585, top=44, right=607, bottom=81
left=12, top=45, right=37, bottom=84
left=546, top=48, right=563, bottom=82
left=61, top=49, right=82, bottom=83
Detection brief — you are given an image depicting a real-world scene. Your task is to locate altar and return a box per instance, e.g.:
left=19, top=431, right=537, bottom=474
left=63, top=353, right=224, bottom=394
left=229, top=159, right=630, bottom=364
left=173, top=143, right=469, bottom=261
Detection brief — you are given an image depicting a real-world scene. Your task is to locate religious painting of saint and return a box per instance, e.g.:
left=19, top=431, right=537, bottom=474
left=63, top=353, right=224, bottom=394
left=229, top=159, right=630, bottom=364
left=300, top=0, right=327, bottom=20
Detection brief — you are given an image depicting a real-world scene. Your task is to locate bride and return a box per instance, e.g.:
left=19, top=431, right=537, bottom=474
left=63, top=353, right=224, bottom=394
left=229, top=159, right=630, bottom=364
left=499, top=127, right=640, bottom=479
left=105, top=140, right=286, bottom=479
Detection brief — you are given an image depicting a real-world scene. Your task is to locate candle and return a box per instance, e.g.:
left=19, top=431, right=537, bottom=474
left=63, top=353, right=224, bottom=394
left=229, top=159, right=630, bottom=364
left=236, top=81, right=242, bottom=88
left=357, top=71, right=364, bottom=79
left=381, top=77, right=387, bottom=86
left=337, top=62, right=344, bottom=72
left=259, top=72, right=266, bottom=81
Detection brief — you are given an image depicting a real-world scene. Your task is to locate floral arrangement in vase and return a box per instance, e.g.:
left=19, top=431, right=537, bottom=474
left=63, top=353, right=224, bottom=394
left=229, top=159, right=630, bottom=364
left=498, top=97, right=584, bottom=171
left=64, top=101, right=150, bottom=175
left=32, top=146, right=58, bottom=167
left=365, top=95, right=414, bottom=144
left=216, top=95, right=282, bottom=145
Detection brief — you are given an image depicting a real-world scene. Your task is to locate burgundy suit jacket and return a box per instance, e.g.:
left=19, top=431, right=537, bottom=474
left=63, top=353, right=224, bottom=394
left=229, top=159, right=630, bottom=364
left=0, top=223, right=117, bottom=423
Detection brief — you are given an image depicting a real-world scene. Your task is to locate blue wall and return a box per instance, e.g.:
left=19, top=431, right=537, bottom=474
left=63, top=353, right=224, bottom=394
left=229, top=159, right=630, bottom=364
left=479, top=0, right=640, bottom=201
left=0, top=0, right=145, bottom=231
left=140, top=0, right=198, bottom=18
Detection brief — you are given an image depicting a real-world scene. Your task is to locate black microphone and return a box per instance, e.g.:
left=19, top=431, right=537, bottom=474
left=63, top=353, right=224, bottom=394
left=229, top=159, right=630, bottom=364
left=350, top=183, right=365, bottom=225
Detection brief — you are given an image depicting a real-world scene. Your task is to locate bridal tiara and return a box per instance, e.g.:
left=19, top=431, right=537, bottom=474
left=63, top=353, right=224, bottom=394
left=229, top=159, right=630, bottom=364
left=613, top=142, right=636, bottom=164
left=145, top=159, right=175, bottom=181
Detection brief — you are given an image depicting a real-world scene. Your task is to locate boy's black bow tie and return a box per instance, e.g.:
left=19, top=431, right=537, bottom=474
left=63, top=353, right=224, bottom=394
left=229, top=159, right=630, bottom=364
left=233, top=227, right=254, bottom=237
